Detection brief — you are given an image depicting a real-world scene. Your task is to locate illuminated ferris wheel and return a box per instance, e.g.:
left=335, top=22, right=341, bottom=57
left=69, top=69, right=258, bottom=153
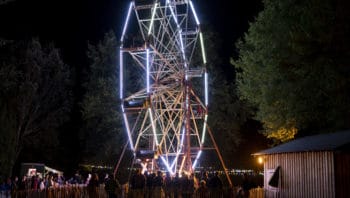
left=119, top=0, right=208, bottom=174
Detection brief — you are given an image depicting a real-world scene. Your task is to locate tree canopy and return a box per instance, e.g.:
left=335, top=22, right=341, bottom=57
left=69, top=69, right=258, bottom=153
left=233, top=0, right=350, bottom=143
left=81, top=32, right=124, bottom=165
left=204, top=29, right=251, bottom=149
left=0, top=39, right=72, bottom=176
left=193, top=28, right=253, bottom=167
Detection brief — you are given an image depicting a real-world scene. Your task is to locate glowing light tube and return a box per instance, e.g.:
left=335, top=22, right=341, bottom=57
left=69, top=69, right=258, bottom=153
left=170, top=127, right=186, bottom=170
left=199, top=32, right=207, bottom=64
left=166, top=0, right=179, bottom=26
left=192, top=150, right=202, bottom=169
left=148, top=108, right=159, bottom=145
left=205, top=72, right=208, bottom=105
left=170, top=154, right=178, bottom=170
left=180, top=126, right=186, bottom=146
left=121, top=2, right=133, bottom=42
left=146, top=48, right=150, bottom=93
left=122, top=107, right=135, bottom=151
left=189, top=1, right=200, bottom=25
left=161, top=156, right=174, bottom=175
left=179, top=30, right=185, bottom=56
left=179, top=156, right=186, bottom=175
left=119, top=48, right=123, bottom=99
left=179, top=30, right=187, bottom=68
left=148, top=3, right=158, bottom=35
left=201, top=115, right=208, bottom=144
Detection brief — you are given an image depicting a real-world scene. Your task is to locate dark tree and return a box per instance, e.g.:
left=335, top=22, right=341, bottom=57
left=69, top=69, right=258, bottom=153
left=81, top=32, right=124, bottom=165
left=233, top=0, right=350, bottom=142
left=196, top=28, right=253, bottom=167
left=0, top=39, right=72, bottom=176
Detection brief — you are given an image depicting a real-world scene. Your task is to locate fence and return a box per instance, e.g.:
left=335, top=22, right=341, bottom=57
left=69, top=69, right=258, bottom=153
left=9, top=186, right=265, bottom=198
left=249, top=187, right=264, bottom=198
left=11, top=185, right=107, bottom=198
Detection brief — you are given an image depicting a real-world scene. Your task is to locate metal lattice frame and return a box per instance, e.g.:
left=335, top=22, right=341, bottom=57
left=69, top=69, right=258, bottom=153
left=119, top=0, right=208, bottom=174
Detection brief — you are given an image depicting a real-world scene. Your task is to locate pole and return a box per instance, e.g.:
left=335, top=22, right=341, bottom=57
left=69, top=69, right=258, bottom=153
left=113, top=140, right=129, bottom=178
left=206, top=124, right=233, bottom=187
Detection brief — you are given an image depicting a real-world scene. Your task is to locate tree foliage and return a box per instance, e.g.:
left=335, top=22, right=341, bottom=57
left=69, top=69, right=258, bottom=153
left=81, top=32, right=123, bottom=165
left=204, top=29, right=251, bottom=149
left=193, top=28, right=253, bottom=168
left=233, top=0, right=350, bottom=142
left=0, top=39, right=72, bottom=176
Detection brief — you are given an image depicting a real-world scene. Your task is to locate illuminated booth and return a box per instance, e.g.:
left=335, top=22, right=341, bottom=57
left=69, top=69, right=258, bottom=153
left=254, top=130, right=350, bottom=198
left=20, top=163, right=63, bottom=178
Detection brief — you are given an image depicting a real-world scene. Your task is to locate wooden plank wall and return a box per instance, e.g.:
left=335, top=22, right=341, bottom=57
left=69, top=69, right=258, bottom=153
left=263, top=151, right=335, bottom=198
left=335, top=152, right=350, bottom=198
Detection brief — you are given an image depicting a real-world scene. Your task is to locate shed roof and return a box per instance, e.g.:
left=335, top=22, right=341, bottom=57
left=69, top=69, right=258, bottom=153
left=253, top=130, right=350, bottom=155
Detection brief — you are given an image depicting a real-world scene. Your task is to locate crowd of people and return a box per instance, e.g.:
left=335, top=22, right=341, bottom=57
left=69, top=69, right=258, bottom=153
left=0, top=169, right=257, bottom=198
left=127, top=169, right=224, bottom=198
left=0, top=174, right=64, bottom=196
left=0, top=172, right=81, bottom=197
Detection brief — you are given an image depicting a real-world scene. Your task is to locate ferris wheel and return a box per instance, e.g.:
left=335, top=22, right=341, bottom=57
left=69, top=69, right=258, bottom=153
left=119, top=0, right=208, bottom=175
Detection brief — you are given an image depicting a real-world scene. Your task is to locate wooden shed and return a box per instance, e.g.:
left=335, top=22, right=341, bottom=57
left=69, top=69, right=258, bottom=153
left=253, top=130, right=350, bottom=198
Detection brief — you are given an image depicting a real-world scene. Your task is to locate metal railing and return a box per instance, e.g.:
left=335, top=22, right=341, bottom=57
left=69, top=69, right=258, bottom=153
left=11, top=185, right=107, bottom=198
left=10, top=186, right=265, bottom=198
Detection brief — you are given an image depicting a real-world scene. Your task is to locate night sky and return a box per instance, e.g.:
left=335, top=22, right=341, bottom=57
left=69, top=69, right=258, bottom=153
left=0, top=0, right=262, bottom=69
left=0, top=0, right=267, bottom=171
